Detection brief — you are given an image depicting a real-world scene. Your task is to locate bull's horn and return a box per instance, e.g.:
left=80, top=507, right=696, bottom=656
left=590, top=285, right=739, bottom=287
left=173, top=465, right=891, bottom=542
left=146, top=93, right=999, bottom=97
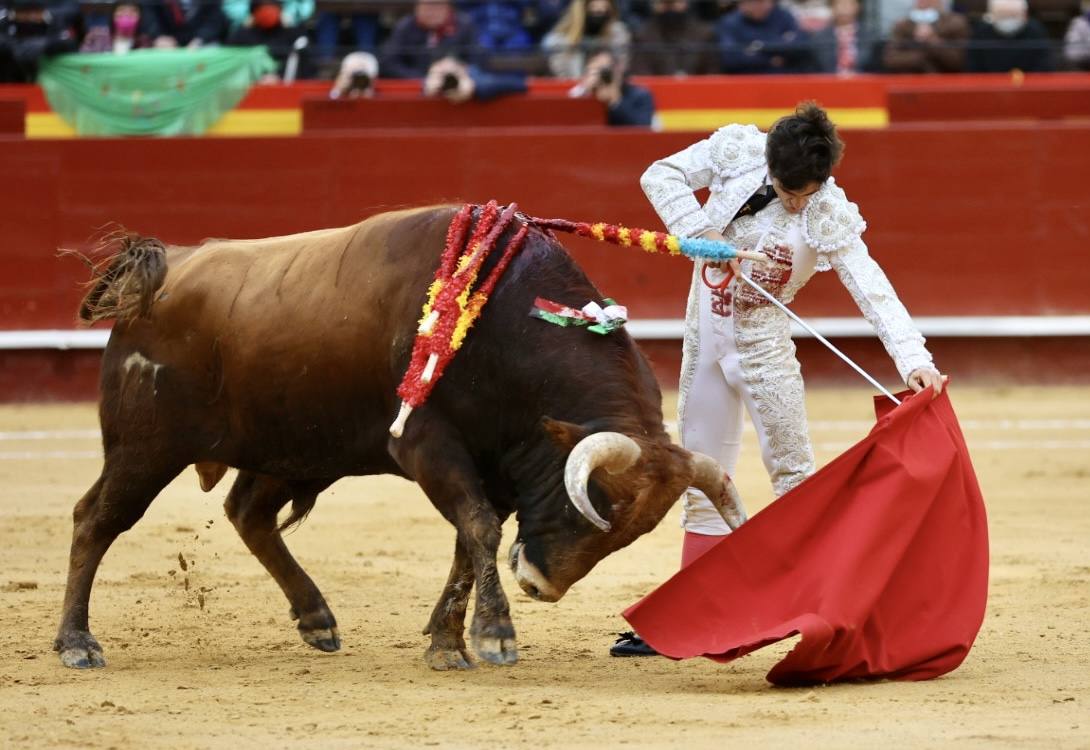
left=564, top=432, right=641, bottom=532
left=689, top=452, right=748, bottom=530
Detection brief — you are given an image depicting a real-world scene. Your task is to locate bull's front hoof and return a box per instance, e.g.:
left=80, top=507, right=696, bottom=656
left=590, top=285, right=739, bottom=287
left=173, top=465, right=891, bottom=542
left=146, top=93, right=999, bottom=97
left=425, top=646, right=475, bottom=671
left=54, top=632, right=107, bottom=669
left=299, top=626, right=341, bottom=653
left=471, top=633, right=518, bottom=666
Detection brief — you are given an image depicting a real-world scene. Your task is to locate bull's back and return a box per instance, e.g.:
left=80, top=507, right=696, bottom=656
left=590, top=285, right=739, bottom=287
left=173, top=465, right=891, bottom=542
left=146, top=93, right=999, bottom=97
left=104, top=206, right=454, bottom=474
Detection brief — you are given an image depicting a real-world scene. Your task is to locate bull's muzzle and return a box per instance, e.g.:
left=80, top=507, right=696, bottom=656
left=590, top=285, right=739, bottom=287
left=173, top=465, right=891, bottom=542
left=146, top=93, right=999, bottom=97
left=508, top=541, right=563, bottom=603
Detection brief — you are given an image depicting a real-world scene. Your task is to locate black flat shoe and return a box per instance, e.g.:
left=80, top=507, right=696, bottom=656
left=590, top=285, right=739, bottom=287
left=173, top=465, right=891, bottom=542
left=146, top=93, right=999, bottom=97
left=609, top=631, right=659, bottom=657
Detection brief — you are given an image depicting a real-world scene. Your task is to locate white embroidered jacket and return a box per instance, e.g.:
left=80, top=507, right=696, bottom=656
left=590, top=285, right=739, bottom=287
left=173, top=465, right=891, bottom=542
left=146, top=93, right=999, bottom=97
left=640, top=122, right=935, bottom=386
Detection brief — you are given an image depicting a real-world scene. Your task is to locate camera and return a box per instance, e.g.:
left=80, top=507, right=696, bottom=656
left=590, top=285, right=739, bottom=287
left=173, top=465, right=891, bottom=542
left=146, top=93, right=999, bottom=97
left=596, top=67, right=614, bottom=87
left=348, top=71, right=372, bottom=94
left=439, top=72, right=461, bottom=94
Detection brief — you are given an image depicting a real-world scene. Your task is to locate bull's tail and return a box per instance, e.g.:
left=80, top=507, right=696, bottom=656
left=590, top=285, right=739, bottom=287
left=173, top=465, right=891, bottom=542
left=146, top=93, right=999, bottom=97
left=278, top=489, right=319, bottom=533
left=71, top=232, right=168, bottom=325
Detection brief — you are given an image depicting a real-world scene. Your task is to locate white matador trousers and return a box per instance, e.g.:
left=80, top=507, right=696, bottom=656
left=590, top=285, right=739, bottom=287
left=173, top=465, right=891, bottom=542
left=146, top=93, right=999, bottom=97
left=680, top=273, right=816, bottom=535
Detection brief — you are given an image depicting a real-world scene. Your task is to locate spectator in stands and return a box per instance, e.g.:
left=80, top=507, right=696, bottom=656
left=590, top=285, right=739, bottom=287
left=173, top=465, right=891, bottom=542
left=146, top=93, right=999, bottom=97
left=881, top=0, right=968, bottom=73
left=139, top=0, right=227, bottom=48
left=809, top=0, right=873, bottom=73
left=630, top=0, right=718, bottom=75
left=1065, top=0, right=1090, bottom=69
left=226, top=0, right=313, bottom=80
left=79, top=0, right=151, bottom=53
left=716, top=0, right=816, bottom=74
left=380, top=0, right=479, bottom=78
left=542, top=0, right=631, bottom=78
left=421, top=54, right=528, bottom=100
left=457, top=0, right=534, bottom=52
left=0, top=0, right=79, bottom=81
left=569, top=46, right=654, bottom=125
left=223, top=0, right=311, bottom=31
left=968, top=0, right=1053, bottom=72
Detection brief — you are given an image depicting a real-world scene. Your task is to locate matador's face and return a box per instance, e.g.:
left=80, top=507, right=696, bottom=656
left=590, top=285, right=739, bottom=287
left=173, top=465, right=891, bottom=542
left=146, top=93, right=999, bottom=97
left=771, top=177, right=822, bottom=215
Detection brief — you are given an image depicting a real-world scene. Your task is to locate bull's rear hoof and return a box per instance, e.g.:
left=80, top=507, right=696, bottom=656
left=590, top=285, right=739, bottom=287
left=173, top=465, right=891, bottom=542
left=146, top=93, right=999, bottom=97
left=55, top=632, right=106, bottom=669
left=472, top=635, right=518, bottom=666
left=425, top=646, right=475, bottom=671
left=300, top=626, right=341, bottom=653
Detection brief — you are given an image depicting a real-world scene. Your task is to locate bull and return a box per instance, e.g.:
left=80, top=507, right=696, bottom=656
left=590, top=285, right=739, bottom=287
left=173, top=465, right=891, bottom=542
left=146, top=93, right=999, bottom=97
left=54, top=205, right=744, bottom=671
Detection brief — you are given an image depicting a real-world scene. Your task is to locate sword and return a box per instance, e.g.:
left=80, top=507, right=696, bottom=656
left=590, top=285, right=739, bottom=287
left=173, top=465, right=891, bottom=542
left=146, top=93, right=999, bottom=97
left=734, top=270, right=902, bottom=405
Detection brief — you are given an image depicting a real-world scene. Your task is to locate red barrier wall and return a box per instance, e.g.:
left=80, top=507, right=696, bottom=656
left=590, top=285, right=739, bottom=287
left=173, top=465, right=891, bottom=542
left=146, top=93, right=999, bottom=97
left=301, top=96, right=606, bottom=131
left=0, top=98, right=24, bottom=135
left=888, top=86, right=1090, bottom=122
left=4, top=122, right=1089, bottom=330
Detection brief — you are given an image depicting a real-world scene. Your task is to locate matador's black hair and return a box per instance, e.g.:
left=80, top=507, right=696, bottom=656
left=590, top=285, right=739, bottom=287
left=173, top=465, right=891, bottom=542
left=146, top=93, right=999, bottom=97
left=766, top=101, right=845, bottom=191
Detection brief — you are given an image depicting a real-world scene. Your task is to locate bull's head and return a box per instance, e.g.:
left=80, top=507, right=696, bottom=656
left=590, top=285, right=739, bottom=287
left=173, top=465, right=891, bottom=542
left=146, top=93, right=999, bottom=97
left=508, top=420, right=747, bottom=602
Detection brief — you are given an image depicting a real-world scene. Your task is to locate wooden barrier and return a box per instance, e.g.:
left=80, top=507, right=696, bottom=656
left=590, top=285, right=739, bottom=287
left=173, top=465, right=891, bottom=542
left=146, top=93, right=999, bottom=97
left=301, top=95, right=606, bottom=131
left=0, top=98, right=25, bottom=136
left=888, top=85, right=1090, bottom=122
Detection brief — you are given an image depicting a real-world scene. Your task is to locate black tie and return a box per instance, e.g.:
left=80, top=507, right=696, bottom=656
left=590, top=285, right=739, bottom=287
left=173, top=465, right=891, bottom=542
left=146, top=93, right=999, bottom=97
left=732, top=184, right=777, bottom=221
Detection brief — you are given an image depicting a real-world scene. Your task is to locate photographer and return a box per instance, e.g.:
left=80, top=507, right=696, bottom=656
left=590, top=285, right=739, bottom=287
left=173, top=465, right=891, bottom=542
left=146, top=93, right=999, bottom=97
left=569, top=48, right=654, bottom=127
left=0, top=0, right=79, bottom=82
left=330, top=50, right=378, bottom=99
left=422, top=55, right=527, bottom=102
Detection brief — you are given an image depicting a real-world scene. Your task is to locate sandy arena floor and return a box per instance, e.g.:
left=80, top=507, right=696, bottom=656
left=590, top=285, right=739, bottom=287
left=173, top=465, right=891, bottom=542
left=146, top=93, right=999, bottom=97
left=1, top=386, right=1087, bottom=748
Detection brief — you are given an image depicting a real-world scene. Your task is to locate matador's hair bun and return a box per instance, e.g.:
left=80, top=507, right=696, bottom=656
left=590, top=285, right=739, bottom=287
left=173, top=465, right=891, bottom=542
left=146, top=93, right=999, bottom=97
left=766, top=101, right=845, bottom=191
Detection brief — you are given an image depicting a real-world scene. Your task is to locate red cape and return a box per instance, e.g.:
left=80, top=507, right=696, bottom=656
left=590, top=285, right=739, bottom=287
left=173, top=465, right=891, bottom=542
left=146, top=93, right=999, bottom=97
left=624, top=388, right=989, bottom=686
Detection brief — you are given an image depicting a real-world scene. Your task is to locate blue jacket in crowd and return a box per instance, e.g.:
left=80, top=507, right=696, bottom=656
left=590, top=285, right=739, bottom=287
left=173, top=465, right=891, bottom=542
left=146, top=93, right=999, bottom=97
left=716, top=5, right=815, bottom=74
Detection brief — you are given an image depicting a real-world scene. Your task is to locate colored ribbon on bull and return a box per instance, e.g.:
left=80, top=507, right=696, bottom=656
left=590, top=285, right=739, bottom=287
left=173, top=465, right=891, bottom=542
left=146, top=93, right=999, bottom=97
left=526, top=217, right=765, bottom=263
left=391, top=201, right=530, bottom=438
left=530, top=297, right=628, bottom=335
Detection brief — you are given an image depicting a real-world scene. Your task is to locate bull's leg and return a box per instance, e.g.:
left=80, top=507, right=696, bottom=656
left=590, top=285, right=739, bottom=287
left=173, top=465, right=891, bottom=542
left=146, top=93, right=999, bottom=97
left=224, top=472, right=340, bottom=652
left=54, top=458, right=183, bottom=668
left=422, top=537, right=475, bottom=670
left=391, top=423, right=517, bottom=668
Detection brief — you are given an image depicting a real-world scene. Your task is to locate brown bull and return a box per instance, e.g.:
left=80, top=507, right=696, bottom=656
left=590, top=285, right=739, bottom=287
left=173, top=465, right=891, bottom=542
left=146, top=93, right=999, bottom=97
left=55, top=205, right=744, bottom=671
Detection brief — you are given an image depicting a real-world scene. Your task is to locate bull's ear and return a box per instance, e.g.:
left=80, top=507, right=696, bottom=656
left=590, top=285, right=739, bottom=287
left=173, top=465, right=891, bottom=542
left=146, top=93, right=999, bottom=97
left=541, top=417, right=588, bottom=451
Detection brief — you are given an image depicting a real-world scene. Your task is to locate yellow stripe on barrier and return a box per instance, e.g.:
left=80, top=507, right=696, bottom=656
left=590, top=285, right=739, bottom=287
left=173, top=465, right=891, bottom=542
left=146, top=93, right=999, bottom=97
left=657, top=107, right=888, bottom=131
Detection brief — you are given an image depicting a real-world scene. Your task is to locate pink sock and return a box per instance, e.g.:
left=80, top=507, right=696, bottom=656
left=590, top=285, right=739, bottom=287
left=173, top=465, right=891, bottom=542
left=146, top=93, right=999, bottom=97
left=680, top=530, right=727, bottom=569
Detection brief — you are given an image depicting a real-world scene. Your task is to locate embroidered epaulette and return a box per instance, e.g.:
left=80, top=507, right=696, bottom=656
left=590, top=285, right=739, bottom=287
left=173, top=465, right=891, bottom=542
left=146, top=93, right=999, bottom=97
left=803, top=180, right=867, bottom=255
left=708, top=124, right=767, bottom=179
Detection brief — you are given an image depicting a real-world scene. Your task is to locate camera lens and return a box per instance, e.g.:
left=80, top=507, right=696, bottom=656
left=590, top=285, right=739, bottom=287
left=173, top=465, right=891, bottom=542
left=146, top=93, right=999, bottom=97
left=440, top=72, right=460, bottom=93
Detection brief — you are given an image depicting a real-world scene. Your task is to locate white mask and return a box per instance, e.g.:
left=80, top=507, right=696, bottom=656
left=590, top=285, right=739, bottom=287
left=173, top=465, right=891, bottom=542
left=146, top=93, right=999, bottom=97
left=909, top=7, right=940, bottom=23
left=992, top=16, right=1026, bottom=34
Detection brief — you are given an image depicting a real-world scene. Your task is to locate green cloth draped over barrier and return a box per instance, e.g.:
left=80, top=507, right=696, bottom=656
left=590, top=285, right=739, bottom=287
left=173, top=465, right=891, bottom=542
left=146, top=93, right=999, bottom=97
left=38, top=47, right=276, bottom=136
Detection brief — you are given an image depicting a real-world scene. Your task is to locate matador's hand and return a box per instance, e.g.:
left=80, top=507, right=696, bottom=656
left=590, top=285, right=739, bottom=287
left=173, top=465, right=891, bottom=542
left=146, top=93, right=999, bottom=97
left=908, top=368, right=947, bottom=399
left=698, top=229, right=747, bottom=276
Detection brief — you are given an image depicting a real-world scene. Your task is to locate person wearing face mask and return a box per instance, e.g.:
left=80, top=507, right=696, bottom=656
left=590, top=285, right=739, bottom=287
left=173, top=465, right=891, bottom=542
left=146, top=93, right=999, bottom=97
left=967, top=0, right=1053, bottom=72
left=226, top=0, right=313, bottom=79
left=881, top=0, right=969, bottom=73
left=611, top=102, right=944, bottom=657
left=542, top=0, right=631, bottom=78
left=630, top=0, right=718, bottom=75
left=79, top=1, right=150, bottom=53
